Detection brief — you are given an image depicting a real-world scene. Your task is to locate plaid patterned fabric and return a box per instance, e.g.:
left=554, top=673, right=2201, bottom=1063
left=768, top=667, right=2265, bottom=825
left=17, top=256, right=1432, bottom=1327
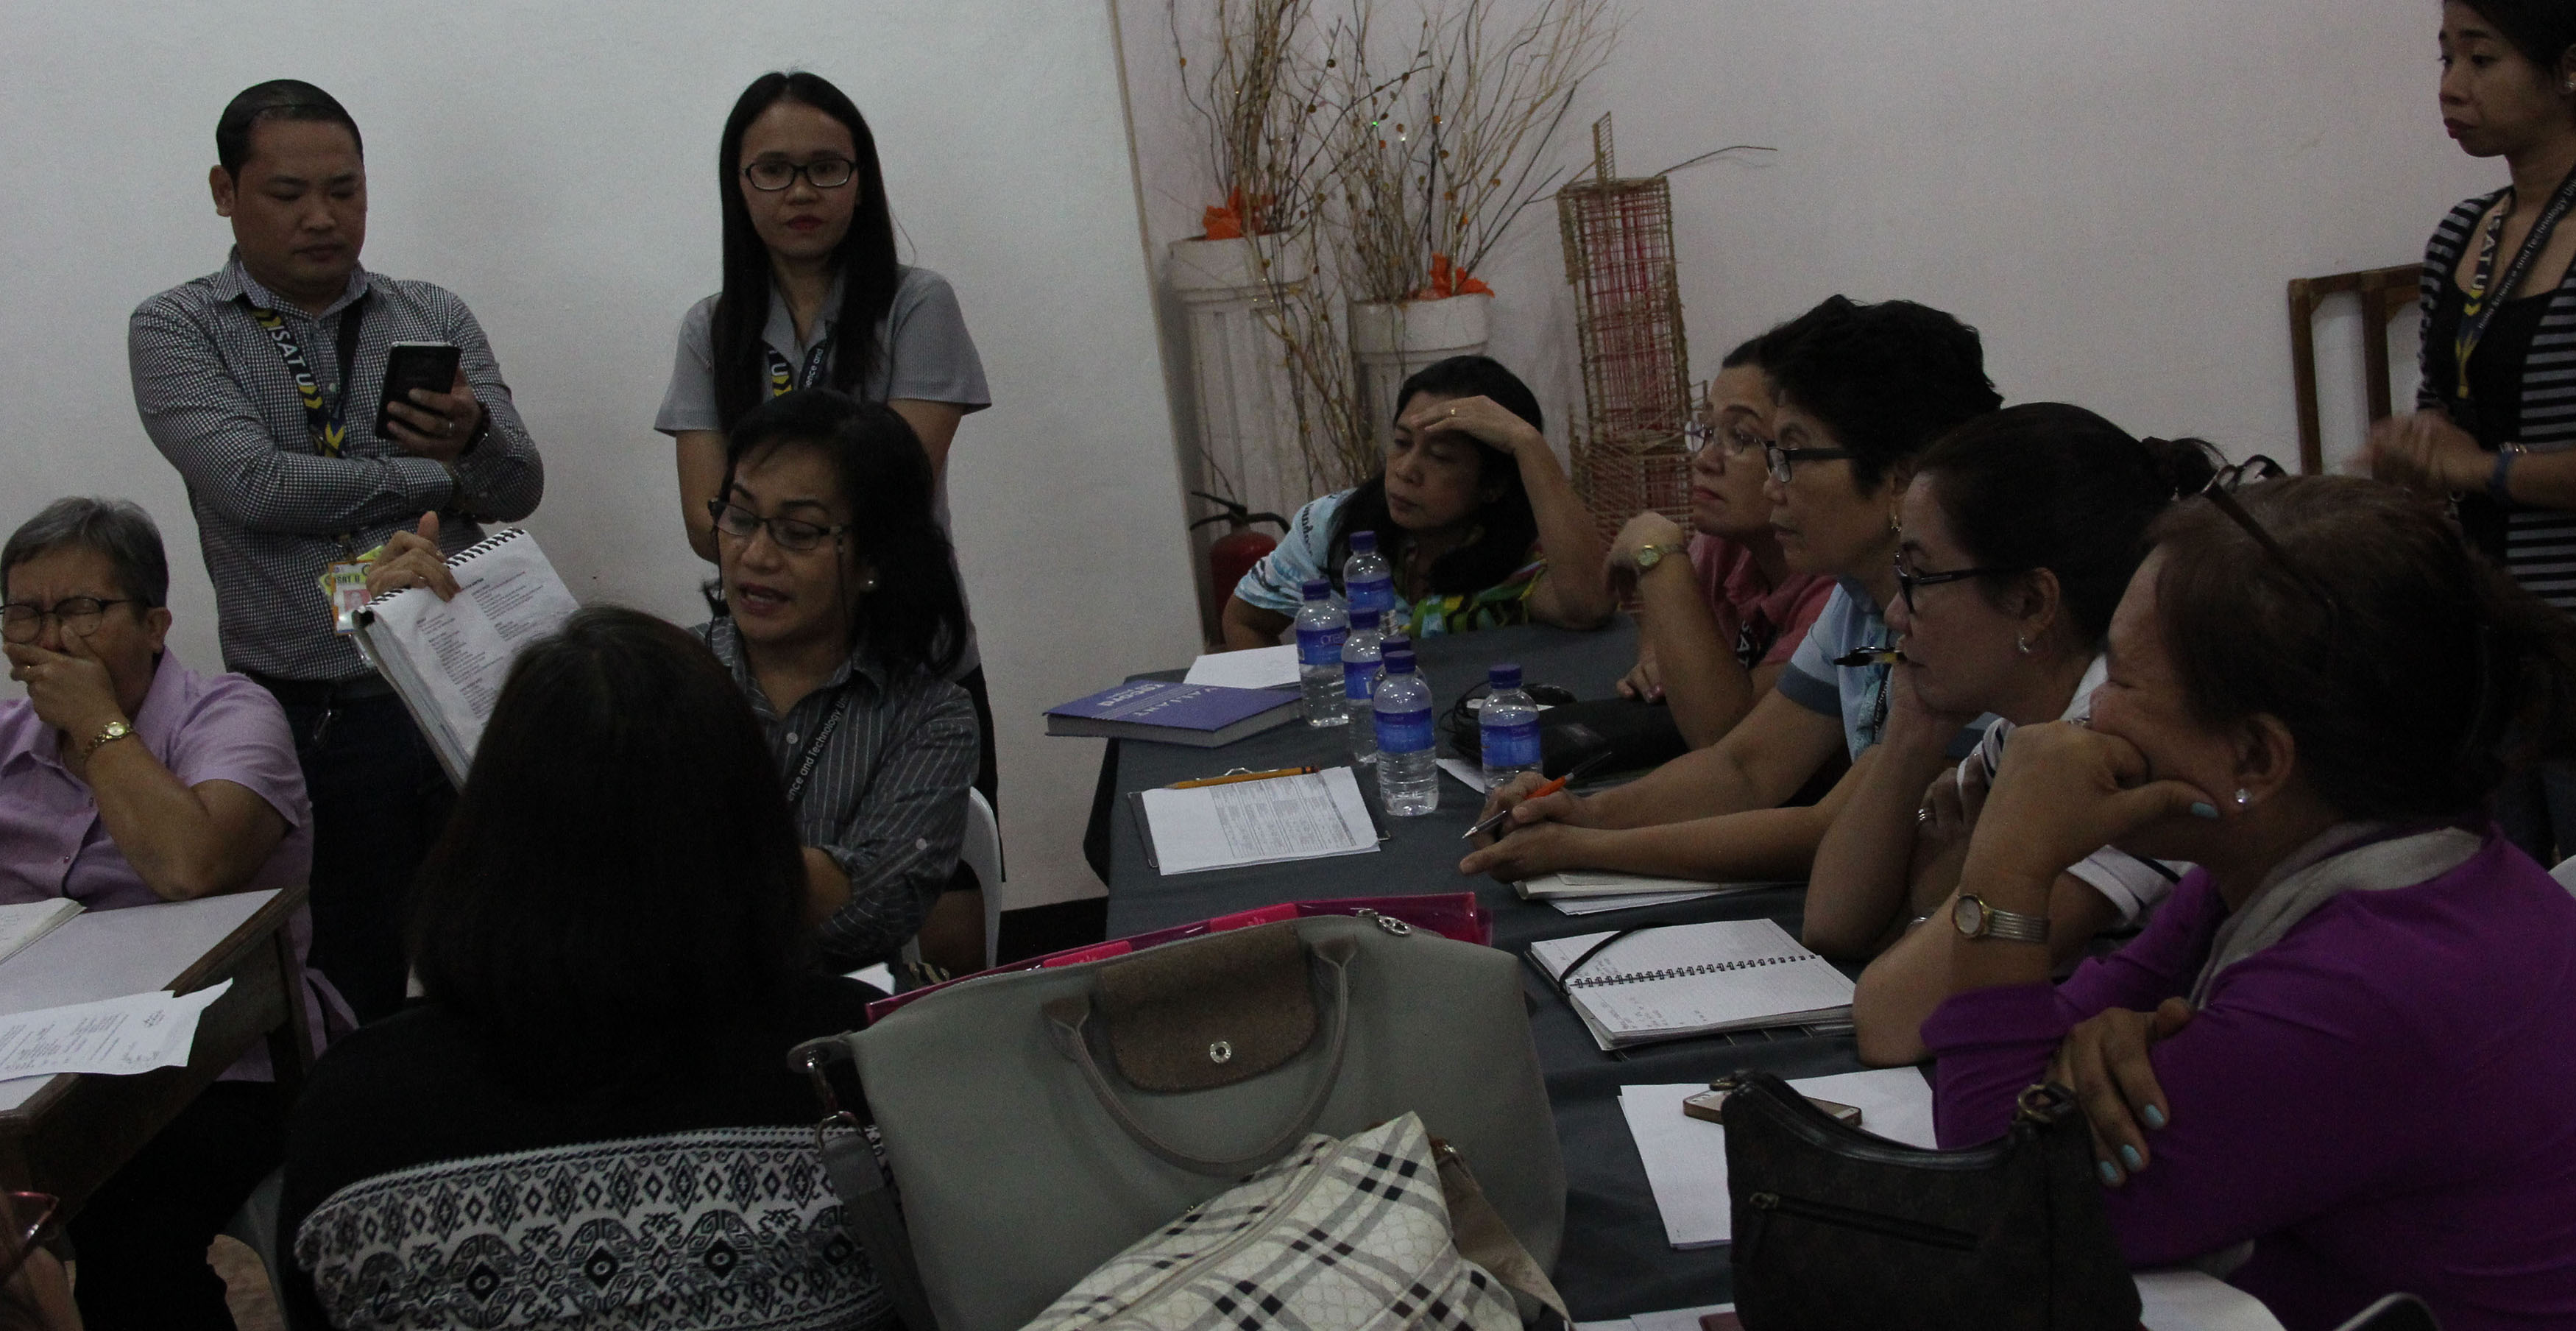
left=1025, top=1114, right=1521, bottom=1331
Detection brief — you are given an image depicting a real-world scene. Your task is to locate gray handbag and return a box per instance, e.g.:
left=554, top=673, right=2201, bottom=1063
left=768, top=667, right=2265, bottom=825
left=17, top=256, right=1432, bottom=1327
left=804, top=914, right=1565, bottom=1331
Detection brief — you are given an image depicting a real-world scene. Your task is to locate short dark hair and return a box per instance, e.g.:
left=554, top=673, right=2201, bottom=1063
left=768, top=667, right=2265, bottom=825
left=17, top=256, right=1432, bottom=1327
left=2458, top=0, right=2576, bottom=77
left=216, top=80, right=362, bottom=179
left=1917, top=404, right=2219, bottom=647
left=2148, top=476, right=2576, bottom=820
left=1328, top=355, right=1544, bottom=600
left=1764, top=295, right=2004, bottom=492
left=1, top=498, right=169, bottom=607
left=409, top=607, right=807, bottom=1060
left=705, top=389, right=971, bottom=679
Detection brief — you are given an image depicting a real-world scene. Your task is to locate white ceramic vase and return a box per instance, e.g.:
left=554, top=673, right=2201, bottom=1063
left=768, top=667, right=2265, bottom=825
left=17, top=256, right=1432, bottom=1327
left=1347, top=293, right=1493, bottom=450
left=1167, top=236, right=1310, bottom=524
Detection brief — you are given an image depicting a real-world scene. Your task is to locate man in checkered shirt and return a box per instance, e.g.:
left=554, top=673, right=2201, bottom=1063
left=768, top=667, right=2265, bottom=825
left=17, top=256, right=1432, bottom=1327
left=128, top=80, right=544, bottom=1021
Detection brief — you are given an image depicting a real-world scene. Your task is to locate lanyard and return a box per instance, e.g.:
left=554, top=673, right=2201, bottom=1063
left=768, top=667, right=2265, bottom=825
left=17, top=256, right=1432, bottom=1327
left=765, top=339, right=832, bottom=398
left=246, top=296, right=369, bottom=456
left=2456, top=168, right=2576, bottom=406
left=784, top=690, right=855, bottom=808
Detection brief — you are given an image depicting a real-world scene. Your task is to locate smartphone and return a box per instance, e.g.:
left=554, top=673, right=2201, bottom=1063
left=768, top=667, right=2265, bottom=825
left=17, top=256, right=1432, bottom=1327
left=376, top=342, right=463, bottom=434
left=1684, top=1087, right=1863, bottom=1128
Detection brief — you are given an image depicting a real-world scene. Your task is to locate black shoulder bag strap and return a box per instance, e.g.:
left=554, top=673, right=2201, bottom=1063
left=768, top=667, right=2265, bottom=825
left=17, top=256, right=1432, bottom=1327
left=796, top=1037, right=941, bottom=1331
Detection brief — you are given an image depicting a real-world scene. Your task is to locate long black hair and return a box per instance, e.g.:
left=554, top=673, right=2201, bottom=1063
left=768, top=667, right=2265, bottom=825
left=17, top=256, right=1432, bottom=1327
left=410, top=607, right=807, bottom=1068
left=1763, top=295, right=2003, bottom=492
left=1326, top=355, right=1544, bottom=599
left=704, top=389, right=968, bottom=679
left=713, top=72, right=899, bottom=431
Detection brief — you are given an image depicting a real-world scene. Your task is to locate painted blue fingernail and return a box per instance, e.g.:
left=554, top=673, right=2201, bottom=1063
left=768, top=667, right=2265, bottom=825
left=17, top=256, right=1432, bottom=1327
left=2119, top=1144, right=2144, bottom=1172
left=2097, top=1159, right=2120, bottom=1186
left=2189, top=802, right=2219, bottom=820
left=2142, top=1104, right=2167, bottom=1129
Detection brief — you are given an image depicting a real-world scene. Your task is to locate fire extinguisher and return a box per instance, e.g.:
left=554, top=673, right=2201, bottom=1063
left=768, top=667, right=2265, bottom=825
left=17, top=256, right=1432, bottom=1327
left=1190, top=490, right=1289, bottom=599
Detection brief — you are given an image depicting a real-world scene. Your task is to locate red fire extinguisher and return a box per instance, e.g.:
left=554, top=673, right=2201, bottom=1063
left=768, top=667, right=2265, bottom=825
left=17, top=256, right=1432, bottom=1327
left=1190, top=491, right=1288, bottom=600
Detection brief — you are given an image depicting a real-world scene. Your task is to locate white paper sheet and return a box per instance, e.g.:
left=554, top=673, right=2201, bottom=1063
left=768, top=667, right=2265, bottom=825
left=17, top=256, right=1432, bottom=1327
left=361, top=531, right=579, bottom=780
left=0, top=900, right=82, bottom=970
left=1182, top=644, right=1301, bottom=690
left=1602, top=1285, right=2276, bottom=1331
left=1519, top=869, right=1788, bottom=900
left=1139, top=767, right=1380, bottom=874
left=1618, top=1068, right=1939, bottom=1248
left=1437, top=758, right=1487, bottom=791
left=1549, top=890, right=1726, bottom=916
left=0, top=979, right=232, bottom=1079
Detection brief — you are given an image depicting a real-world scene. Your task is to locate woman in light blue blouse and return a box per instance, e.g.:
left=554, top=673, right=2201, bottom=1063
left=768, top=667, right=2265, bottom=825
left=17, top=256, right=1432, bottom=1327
left=1218, top=356, right=1613, bottom=647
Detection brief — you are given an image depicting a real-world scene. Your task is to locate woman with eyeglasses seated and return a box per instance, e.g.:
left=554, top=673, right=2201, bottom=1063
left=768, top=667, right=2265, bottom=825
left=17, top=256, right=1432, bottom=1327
left=1922, top=477, right=2576, bottom=1330
left=1797, top=407, right=2215, bottom=1058
left=1462, top=295, right=2003, bottom=885
left=1607, top=329, right=1835, bottom=749
left=280, top=607, right=889, bottom=1330
left=655, top=68, right=995, bottom=972
left=1219, top=355, right=1614, bottom=646
left=0, top=497, right=346, bottom=1331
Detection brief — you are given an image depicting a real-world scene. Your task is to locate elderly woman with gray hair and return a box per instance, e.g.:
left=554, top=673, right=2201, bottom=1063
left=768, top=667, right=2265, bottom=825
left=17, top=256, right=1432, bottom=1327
left=1, top=496, right=340, bottom=1330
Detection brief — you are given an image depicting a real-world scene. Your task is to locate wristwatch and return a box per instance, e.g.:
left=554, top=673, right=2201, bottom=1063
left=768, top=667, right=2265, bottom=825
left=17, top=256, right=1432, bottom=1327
left=2490, top=442, right=2527, bottom=505
left=1632, top=543, right=1685, bottom=573
left=84, top=719, right=134, bottom=759
left=1953, top=894, right=2048, bottom=944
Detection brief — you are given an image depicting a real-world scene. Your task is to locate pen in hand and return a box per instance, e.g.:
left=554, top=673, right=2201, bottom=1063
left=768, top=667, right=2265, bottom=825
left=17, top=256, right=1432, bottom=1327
left=1461, top=752, right=1615, bottom=841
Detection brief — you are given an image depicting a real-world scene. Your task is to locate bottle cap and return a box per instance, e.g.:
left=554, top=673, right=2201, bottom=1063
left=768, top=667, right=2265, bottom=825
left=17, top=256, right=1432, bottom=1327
left=1348, top=607, right=1381, bottom=629
left=1301, top=578, right=1331, bottom=601
left=1382, top=649, right=1416, bottom=673
left=1348, top=530, right=1378, bottom=554
left=1489, top=663, right=1522, bottom=690
left=1381, top=635, right=1411, bottom=657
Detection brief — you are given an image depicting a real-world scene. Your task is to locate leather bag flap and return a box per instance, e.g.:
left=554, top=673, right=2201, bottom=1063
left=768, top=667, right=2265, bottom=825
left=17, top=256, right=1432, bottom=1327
left=1096, top=921, right=1314, bottom=1092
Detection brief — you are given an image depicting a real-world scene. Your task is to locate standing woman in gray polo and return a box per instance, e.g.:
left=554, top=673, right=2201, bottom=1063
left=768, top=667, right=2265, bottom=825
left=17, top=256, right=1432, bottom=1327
left=656, top=71, right=994, bottom=972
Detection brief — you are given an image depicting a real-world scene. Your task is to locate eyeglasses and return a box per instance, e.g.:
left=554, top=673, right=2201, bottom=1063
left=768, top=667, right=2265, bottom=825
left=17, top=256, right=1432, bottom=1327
left=1683, top=418, right=1766, bottom=459
left=1763, top=442, right=1856, bottom=484
left=2198, top=454, right=2343, bottom=632
left=1893, top=549, right=2025, bottom=615
left=741, top=158, right=857, bottom=192
left=707, top=500, right=853, bottom=554
left=1, top=598, right=138, bottom=643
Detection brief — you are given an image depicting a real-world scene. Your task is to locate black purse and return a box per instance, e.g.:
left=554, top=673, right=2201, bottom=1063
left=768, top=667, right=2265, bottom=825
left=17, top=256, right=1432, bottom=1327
left=1719, top=1071, right=2140, bottom=1331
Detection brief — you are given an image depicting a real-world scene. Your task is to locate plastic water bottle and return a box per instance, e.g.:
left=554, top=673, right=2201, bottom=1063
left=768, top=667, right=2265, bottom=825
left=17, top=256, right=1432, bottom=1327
left=1293, top=579, right=1350, bottom=727
left=1340, top=609, right=1385, bottom=762
left=1373, top=647, right=1439, bottom=816
left=1479, top=663, right=1543, bottom=791
left=1344, top=529, right=1395, bottom=620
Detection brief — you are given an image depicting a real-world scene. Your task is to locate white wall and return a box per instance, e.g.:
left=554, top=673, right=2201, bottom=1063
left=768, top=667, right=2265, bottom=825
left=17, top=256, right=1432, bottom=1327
left=0, top=2, right=1202, bottom=909
left=1120, top=0, right=2497, bottom=478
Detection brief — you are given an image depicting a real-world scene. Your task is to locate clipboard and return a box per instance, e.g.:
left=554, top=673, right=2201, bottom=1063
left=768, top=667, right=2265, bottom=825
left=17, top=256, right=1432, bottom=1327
left=1127, top=766, right=1392, bottom=872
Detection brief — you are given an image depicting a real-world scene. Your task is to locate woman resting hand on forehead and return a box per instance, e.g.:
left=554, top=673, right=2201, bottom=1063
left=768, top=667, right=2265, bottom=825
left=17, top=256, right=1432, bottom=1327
left=1220, top=354, right=1613, bottom=647
left=1919, top=477, right=2576, bottom=1331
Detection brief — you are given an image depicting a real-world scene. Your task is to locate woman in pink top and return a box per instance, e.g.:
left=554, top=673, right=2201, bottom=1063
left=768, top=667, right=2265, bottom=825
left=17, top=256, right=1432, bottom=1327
left=1610, top=332, right=1833, bottom=748
left=0, top=497, right=331, bottom=1330
left=1919, top=477, right=2576, bottom=1330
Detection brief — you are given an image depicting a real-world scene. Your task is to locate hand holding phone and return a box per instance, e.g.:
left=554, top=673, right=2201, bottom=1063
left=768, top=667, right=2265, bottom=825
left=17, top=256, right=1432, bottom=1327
left=375, top=342, right=464, bottom=437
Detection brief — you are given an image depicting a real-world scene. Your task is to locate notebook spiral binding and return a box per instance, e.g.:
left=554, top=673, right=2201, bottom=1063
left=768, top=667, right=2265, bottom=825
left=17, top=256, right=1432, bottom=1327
left=1568, top=953, right=1798, bottom=988
left=357, top=527, right=526, bottom=619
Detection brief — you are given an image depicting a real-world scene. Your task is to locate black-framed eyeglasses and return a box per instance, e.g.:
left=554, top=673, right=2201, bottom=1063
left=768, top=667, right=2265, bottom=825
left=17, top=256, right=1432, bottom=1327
left=741, top=158, right=857, bottom=192
left=2198, top=454, right=2342, bottom=632
left=1683, top=417, right=1766, bottom=459
left=0, top=598, right=138, bottom=643
left=707, top=500, right=853, bottom=554
left=1893, top=549, right=2025, bottom=615
left=1763, top=441, right=1855, bottom=484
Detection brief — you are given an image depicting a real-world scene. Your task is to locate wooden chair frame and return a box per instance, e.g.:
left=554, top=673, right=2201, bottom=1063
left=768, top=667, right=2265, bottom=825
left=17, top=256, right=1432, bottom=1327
left=2287, top=264, right=2423, bottom=475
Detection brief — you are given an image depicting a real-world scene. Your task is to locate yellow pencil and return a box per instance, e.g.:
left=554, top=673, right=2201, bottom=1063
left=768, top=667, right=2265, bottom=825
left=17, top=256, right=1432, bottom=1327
left=1169, top=766, right=1318, bottom=790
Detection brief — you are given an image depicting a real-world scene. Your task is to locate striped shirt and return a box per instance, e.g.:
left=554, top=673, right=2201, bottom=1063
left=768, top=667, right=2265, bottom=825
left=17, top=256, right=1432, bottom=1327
left=2416, top=193, right=2576, bottom=610
left=130, top=252, right=544, bottom=680
left=698, top=616, right=978, bottom=966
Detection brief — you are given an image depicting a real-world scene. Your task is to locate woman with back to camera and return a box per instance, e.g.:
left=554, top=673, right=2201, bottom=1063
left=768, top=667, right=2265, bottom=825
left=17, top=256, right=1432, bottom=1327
left=1919, top=477, right=2576, bottom=1330
left=1220, top=355, right=1615, bottom=645
left=2370, top=0, right=2576, bottom=864
left=656, top=69, right=994, bottom=968
left=280, top=607, right=890, bottom=1329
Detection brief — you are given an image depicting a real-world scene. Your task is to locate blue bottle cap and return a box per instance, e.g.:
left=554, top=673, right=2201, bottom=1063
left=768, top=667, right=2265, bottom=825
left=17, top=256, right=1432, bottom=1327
left=1382, top=649, right=1416, bottom=673
left=1348, top=529, right=1377, bottom=554
left=1301, top=578, right=1331, bottom=600
left=1489, top=663, right=1522, bottom=690
left=1348, top=607, right=1381, bottom=629
left=1381, top=635, right=1411, bottom=656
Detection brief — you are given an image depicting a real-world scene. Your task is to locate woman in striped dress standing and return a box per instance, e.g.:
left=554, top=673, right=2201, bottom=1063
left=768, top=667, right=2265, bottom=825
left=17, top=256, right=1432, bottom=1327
left=2371, top=0, right=2576, bottom=863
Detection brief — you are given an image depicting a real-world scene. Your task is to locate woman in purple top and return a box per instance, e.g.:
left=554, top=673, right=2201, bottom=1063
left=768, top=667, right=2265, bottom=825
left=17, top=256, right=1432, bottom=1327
left=0, top=497, right=333, bottom=1331
left=1917, top=476, right=2576, bottom=1330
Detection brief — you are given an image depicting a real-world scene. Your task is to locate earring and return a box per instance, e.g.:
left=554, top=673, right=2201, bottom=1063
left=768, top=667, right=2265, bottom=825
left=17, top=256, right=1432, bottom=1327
left=2016, top=635, right=2033, bottom=657
left=860, top=576, right=879, bottom=592
left=2233, top=788, right=2252, bottom=809
left=1889, top=511, right=1903, bottom=535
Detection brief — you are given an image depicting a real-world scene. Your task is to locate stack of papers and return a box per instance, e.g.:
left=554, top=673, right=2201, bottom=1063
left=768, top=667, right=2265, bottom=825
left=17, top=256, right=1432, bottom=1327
left=0, top=900, right=82, bottom=969
left=1134, top=767, right=1381, bottom=875
left=1181, top=645, right=1301, bottom=690
left=1529, top=919, right=1855, bottom=1050
left=0, top=980, right=232, bottom=1079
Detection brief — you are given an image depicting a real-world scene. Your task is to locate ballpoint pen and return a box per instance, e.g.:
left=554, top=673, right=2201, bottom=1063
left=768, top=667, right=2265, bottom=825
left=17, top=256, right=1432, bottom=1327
left=1461, top=751, right=1616, bottom=841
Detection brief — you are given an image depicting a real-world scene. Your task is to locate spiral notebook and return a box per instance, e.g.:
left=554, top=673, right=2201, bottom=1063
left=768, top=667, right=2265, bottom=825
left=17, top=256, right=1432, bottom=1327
left=1528, top=919, right=1855, bottom=1051
left=352, top=528, right=579, bottom=786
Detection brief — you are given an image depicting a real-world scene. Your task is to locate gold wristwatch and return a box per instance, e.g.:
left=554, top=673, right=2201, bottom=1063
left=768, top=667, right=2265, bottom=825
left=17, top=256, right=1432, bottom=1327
left=1632, top=543, right=1686, bottom=573
left=1953, top=894, right=2049, bottom=944
left=84, top=719, right=135, bottom=759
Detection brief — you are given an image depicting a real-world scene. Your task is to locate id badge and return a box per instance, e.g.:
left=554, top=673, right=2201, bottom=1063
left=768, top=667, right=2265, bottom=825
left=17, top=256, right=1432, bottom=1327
left=320, top=560, right=372, bottom=634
